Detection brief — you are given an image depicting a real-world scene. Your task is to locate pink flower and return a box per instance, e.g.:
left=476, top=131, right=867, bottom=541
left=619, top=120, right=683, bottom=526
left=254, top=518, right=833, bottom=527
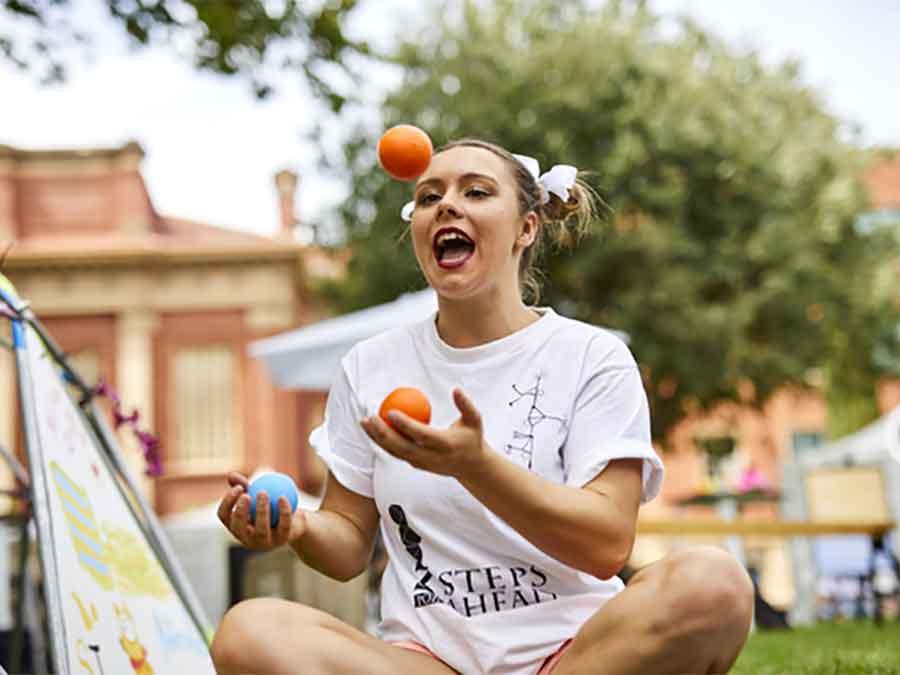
left=737, top=467, right=769, bottom=493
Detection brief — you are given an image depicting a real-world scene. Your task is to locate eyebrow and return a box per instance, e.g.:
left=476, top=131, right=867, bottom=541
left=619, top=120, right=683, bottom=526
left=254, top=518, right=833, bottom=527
left=414, top=172, right=499, bottom=192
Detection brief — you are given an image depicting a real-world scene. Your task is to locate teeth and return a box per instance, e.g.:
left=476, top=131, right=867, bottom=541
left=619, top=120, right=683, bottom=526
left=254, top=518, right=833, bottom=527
left=436, top=232, right=473, bottom=246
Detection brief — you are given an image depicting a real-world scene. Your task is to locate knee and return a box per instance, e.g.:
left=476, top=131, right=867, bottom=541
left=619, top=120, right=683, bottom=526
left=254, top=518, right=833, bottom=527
left=211, top=598, right=335, bottom=673
left=650, top=546, right=754, bottom=642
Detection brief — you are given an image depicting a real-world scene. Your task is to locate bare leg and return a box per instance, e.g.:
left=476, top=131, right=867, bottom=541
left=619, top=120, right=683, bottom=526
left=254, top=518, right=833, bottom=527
left=211, top=598, right=457, bottom=675
left=553, top=546, right=755, bottom=675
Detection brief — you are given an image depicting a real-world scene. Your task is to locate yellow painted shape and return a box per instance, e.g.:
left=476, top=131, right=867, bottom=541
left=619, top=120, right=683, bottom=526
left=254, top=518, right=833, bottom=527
left=76, top=639, right=95, bottom=675
left=56, top=482, right=95, bottom=524
left=50, top=462, right=113, bottom=591
left=102, top=525, right=171, bottom=599
left=115, top=603, right=155, bottom=675
left=72, top=592, right=97, bottom=631
left=0, top=273, right=18, bottom=299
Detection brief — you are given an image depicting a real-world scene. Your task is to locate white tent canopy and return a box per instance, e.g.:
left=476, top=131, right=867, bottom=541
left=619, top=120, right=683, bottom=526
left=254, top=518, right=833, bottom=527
left=249, top=289, right=438, bottom=390
left=798, top=405, right=900, bottom=468
left=250, top=288, right=630, bottom=391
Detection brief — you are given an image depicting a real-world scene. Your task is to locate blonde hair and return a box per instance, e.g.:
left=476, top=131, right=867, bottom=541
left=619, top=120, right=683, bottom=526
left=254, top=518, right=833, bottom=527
left=434, top=138, right=601, bottom=303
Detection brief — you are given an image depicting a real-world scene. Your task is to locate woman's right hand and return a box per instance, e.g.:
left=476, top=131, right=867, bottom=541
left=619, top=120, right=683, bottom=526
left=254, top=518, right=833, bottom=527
left=216, top=471, right=306, bottom=550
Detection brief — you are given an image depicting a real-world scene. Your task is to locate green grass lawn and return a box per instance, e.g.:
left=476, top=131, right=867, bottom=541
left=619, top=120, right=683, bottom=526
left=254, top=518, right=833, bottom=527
left=731, top=620, right=900, bottom=675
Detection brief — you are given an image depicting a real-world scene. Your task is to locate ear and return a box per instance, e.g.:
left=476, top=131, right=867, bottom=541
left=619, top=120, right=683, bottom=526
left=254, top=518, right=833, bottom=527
left=516, top=212, right=539, bottom=251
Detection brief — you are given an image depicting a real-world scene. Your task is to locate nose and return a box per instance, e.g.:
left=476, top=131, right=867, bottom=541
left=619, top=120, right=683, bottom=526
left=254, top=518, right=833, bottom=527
left=436, top=195, right=463, bottom=220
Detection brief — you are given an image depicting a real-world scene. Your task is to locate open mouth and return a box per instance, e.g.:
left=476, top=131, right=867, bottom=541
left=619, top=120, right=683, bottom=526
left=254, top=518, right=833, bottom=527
left=433, top=227, right=475, bottom=269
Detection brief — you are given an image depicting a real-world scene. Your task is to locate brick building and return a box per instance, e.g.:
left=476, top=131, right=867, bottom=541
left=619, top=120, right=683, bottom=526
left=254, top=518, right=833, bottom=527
left=0, top=141, right=334, bottom=514
left=1, top=141, right=898, bottom=530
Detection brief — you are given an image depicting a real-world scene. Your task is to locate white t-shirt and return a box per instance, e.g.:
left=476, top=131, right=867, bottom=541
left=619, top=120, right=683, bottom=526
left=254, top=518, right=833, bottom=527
left=311, top=308, right=664, bottom=674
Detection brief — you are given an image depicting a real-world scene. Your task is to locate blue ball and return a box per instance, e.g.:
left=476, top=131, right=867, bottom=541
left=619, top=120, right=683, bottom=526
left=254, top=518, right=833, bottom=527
left=248, top=472, right=299, bottom=528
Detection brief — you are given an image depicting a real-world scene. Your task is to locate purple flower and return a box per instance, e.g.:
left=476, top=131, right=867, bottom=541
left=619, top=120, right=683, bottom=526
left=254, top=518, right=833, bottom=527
left=94, top=380, right=163, bottom=477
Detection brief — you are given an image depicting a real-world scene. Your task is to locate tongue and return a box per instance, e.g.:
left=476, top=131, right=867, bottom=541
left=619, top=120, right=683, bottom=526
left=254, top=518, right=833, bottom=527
left=441, top=247, right=472, bottom=265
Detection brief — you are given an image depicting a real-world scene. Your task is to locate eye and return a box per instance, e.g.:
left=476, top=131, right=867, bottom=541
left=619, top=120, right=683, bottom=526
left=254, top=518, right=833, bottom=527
left=416, top=192, right=441, bottom=206
left=466, top=187, right=490, bottom=198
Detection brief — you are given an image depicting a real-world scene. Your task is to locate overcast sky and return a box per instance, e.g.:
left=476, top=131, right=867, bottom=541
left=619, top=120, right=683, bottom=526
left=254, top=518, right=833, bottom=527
left=2, top=1, right=898, bottom=238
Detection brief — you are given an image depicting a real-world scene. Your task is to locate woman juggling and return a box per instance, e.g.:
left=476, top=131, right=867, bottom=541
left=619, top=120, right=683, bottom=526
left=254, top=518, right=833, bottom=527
left=212, top=137, right=754, bottom=675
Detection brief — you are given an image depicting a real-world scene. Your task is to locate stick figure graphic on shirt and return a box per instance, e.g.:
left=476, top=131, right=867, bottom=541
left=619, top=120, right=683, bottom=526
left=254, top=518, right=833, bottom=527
left=507, top=375, right=567, bottom=469
left=389, top=504, right=437, bottom=606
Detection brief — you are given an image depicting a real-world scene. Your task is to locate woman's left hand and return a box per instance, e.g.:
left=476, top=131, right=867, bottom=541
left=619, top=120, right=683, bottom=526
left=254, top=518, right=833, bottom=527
left=360, top=388, right=488, bottom=479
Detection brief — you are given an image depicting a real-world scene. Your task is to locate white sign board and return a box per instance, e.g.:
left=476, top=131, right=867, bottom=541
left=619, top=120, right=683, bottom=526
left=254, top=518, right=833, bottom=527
left=23, top=326, right=215, bottom=675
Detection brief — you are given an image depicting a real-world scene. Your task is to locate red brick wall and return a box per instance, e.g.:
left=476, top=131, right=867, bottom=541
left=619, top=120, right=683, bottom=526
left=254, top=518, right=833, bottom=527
left=14, top=315, right=118, bottom=463
left=152, top=310, right=307, bottom=515
left=866, top=154, right=900, bottom=209
left=9, top=168, right=155, bottom=239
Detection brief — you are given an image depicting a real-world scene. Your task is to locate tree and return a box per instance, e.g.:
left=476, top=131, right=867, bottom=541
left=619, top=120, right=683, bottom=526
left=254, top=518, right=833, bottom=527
left=1, top=0, right=367, bottom=107
left=327, top=0, right=900, bottom=442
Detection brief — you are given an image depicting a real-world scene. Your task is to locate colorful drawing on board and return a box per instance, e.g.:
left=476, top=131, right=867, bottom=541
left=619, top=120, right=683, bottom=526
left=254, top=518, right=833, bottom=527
left=72, top=592, right=99, bottom=631
left=103, top=525, right=172, bottom=599
left=75, top=639, right=104, bottom=675
left=115, top=603, right=155, bottom=675
left=153, top=609, right=209, bottom=655
left=50, top=461, right=113, bottom=591
left=72, top=593, right=105, bottom=675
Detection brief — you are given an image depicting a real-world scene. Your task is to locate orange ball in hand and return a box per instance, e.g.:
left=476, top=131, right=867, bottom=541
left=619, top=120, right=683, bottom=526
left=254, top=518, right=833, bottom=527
left=377, top=125, right=433, bottom=181
left=379, top=387, right=432, bottom=429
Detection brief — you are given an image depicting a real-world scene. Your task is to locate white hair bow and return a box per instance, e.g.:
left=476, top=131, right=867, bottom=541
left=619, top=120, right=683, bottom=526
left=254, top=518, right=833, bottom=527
left=399, top=153, right=578, bottom=221
left=512, top=154, right=578, bottom=205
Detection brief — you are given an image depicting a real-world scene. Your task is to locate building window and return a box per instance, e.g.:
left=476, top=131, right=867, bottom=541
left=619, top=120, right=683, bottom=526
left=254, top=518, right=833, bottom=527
left=791, top=431, right=824, bottom=456
left=855, top=209, right=900, bottom=234
left=170, top=345, right=241, bottom=473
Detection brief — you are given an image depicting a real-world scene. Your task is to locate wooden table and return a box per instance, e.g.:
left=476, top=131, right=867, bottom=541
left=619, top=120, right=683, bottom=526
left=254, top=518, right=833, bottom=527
left=637, top=517, right=899, bottom=623
left=674, top=490, right=782, bottom=568
left=637, top=518, right=895, bottom=537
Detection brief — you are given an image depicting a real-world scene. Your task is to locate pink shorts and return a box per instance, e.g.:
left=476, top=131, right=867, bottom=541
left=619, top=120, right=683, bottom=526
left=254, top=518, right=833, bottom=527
left=393, top=638, right=573, bottom=674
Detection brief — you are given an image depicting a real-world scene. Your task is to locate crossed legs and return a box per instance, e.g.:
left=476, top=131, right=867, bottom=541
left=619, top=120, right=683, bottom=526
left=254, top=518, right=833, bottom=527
left=212, top=546, right=753, bottom=675
left=211, top=599, right=457, bottom=675
left=553, top=546, right=755, bottom=675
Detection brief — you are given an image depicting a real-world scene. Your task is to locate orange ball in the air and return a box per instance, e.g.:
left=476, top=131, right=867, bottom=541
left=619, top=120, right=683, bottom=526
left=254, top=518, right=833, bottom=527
left=379, top=387, right=432, bottom=429
left=377, top=125, right=433, bottom=181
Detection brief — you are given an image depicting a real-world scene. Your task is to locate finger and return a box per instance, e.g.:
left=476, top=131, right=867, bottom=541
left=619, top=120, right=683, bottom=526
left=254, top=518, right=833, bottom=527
left=386, top=411, right=452, bottom=451
left=216, top=485, right=244, bottom=529
left=227, top=472, right=250, bottom=489
left=253, top=492, right=273, bottom=542
left=453, top=389, right=482, bottom=430
left=230, top=494, right=252, bottom=541
left=273, top=497, right=292, bottom=545
left=361, top=416, right=421, bottom=463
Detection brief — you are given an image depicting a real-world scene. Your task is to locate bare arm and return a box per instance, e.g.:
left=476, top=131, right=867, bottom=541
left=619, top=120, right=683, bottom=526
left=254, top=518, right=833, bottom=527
left=361, top=389, right=644, bottom=579
left=289, top=471, right=379, bottom=581
left=217, top=470, right=379, bottom=582
left=457, top=454, right=642, bottom=579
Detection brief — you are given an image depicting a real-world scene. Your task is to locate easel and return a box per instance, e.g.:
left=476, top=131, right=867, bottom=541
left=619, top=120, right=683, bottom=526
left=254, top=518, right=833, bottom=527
left=1, top=279, right=213, bottom=674
left=0, top=444, right=48, bottom=675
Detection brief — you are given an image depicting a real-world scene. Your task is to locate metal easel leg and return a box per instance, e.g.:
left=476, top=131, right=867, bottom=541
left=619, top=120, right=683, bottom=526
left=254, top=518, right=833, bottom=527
left=9, top=516, right=28, bottom=674
left=22, top=524, right=49, bottom=675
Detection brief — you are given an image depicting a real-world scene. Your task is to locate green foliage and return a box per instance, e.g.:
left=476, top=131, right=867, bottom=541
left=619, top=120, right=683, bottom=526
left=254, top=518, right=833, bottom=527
left=332, top=0, right=900, bottom=441
left=0, top=0, right=367, bottom=106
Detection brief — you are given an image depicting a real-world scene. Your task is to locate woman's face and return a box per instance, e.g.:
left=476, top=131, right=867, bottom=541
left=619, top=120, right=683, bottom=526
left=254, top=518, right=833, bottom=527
left=410, top=146, right=536, bottom=301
